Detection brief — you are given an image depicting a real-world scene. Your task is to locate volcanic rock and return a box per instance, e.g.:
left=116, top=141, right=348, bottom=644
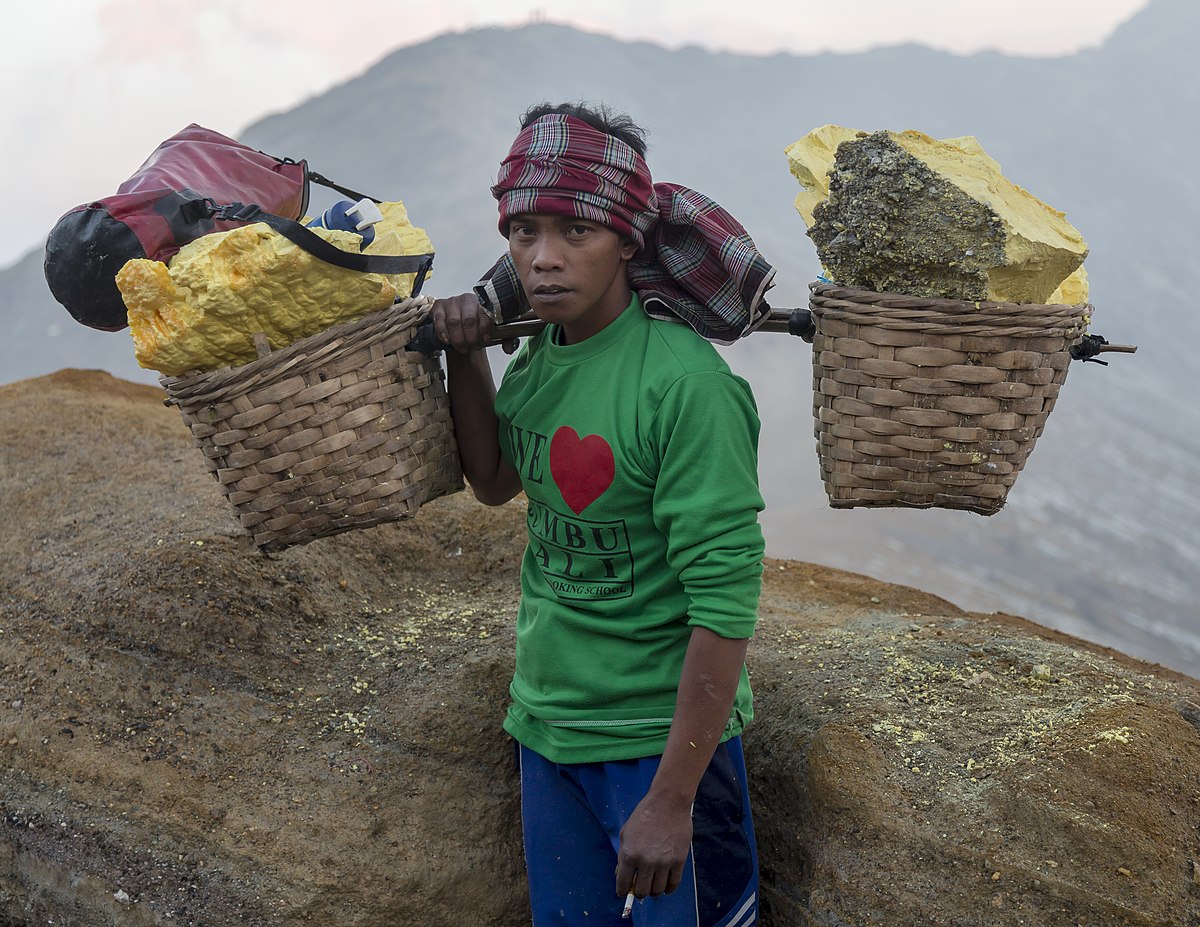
left=1, top=370, right=1197, bottom=926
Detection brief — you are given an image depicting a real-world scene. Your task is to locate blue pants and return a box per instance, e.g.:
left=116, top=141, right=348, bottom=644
left=519, top=737, right=758, bottom=927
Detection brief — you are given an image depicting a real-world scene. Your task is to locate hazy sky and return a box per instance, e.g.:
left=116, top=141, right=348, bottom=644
left=2, top=0, right=1148, bottom=269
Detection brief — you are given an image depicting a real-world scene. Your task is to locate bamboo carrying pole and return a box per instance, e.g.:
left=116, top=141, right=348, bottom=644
left=406, top=308, right=820, bottom=354
left=406, top=308, right=1137, bottom=359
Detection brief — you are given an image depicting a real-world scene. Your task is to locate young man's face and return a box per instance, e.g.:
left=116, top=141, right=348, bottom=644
left=508, top=213, right=637, bottom=344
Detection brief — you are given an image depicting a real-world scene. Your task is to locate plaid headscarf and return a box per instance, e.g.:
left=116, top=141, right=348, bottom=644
left=475, top=113, right=775, bottom=343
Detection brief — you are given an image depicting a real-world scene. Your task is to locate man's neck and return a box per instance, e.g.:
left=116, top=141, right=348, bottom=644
left=560, top=286, right=633, bottom=345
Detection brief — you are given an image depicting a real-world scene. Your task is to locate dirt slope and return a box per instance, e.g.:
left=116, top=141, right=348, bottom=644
left=1, top=370, right=1197, bottom=926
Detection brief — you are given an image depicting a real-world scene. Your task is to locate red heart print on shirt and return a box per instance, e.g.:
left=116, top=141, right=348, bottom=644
left=549, top=426, right=615, bottom=515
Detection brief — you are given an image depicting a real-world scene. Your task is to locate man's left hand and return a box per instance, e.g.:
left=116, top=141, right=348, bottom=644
left=615, top=791, right=692, bottom=899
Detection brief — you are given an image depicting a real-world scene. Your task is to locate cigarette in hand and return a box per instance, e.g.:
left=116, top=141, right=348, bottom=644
left=622, top=891, right=635, bottom=918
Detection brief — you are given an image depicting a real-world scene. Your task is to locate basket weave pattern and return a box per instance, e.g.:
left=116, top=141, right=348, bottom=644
left=809, top=283, right=1089, bottom=515
left=162, top=296, right=463, bottom=550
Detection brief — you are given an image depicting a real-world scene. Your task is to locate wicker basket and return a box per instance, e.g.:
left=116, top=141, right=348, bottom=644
left=161, top=296, right=463, bottom=550
left=808, top=282, right=1090, bottom=515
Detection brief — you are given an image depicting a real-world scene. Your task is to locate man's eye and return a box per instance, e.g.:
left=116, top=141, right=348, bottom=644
left=511, top=225, right=535, bottom=238
left=566, top=224, right=591, bottom=236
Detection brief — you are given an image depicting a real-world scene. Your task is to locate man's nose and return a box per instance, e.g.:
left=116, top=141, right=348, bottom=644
left=530, top=235, right=565, bottom=271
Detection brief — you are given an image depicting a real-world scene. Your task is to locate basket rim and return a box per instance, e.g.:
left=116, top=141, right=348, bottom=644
left=160, top=294, right=434, bottom=403
left=809, top=281, right=1091, bottom=314
left=809, top=281, right=1091, bottom=339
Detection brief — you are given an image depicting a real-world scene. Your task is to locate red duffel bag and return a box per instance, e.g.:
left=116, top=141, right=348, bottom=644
left=44, top=124, right=431, bottom=331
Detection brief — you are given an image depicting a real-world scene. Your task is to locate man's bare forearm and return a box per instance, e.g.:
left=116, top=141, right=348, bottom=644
left=651, top=627, right=749, bottom=807
left=432, top=293, right=521, bottom=506
left=445, top=349, right=520, bottom=505
left=614, top=627, right=750, bottom=897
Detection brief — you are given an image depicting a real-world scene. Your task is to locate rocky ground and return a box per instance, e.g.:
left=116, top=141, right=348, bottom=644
left=1, top=370, right=1198, bottom=926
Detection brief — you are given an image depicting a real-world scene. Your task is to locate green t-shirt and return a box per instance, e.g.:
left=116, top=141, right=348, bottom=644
left=494, top=294, right=765, bottom=763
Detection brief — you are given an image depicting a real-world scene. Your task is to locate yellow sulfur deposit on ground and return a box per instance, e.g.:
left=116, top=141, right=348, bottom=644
left=786, top=126, right=1089, bottom=304
left=119, top=201, right=433, bottom=376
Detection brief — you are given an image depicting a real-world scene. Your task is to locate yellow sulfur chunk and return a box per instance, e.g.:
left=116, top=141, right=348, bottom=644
left=1049, top=266, right=1089, bottom=304
left=786, top=126, right=1088, bottom=304
left=786, top=124, right=863, bottom=228
left=120, top=201, right=433, bottom=376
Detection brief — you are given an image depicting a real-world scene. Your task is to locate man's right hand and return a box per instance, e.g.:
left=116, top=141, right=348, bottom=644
left=431, top=293, right=496, bottom=354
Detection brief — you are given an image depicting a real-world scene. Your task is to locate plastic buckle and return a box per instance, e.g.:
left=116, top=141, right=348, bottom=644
left=345, top=198, right=384, bottom=231
left=411, top=255, right=434, bottom=298
left=180, top=197, right=219, bottom=225
left=227, top=203, right=263, bottom=222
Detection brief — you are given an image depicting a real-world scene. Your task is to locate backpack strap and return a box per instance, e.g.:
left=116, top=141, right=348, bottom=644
left=202, top=200, right=433, bottom=296
left=306, top=169, right=381, bottom=204
left=265, top=152, right=381, bottom=204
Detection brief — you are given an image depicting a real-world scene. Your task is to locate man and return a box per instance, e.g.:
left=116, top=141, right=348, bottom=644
left=432, top=102, right=771, bottom=927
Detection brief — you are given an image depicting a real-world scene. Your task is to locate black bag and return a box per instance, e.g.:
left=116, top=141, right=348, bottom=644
left=44, top=124, right=433, bottom=331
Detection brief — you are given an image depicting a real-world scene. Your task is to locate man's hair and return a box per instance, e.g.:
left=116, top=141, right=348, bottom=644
left=519, top=102, right=648, bottom=157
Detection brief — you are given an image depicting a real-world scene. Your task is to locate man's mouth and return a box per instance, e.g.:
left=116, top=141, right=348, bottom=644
left=531, top=285, right=572, bottom=304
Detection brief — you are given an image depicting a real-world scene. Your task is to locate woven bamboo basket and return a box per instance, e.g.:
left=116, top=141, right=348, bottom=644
left=808, top=282, right=1091, bottom=515
left=161, top=295, right=463, bottom=550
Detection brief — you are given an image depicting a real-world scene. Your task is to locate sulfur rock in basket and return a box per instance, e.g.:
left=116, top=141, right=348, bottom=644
left=117, top=201, right=432, bottom=376
left=785, top=126, right=1088, bottom=304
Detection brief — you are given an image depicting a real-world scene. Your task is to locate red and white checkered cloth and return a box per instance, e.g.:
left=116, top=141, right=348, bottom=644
left=476, top=113, right=775, bottom=344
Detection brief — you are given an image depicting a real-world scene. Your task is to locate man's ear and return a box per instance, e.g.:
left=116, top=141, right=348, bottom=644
left=620, top=237, right=638, bottom=261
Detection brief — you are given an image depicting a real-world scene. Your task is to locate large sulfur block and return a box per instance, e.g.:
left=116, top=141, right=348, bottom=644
left=786, top=127, right=1088, bottom=304
left=119, top=201, right=433, bottom=376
